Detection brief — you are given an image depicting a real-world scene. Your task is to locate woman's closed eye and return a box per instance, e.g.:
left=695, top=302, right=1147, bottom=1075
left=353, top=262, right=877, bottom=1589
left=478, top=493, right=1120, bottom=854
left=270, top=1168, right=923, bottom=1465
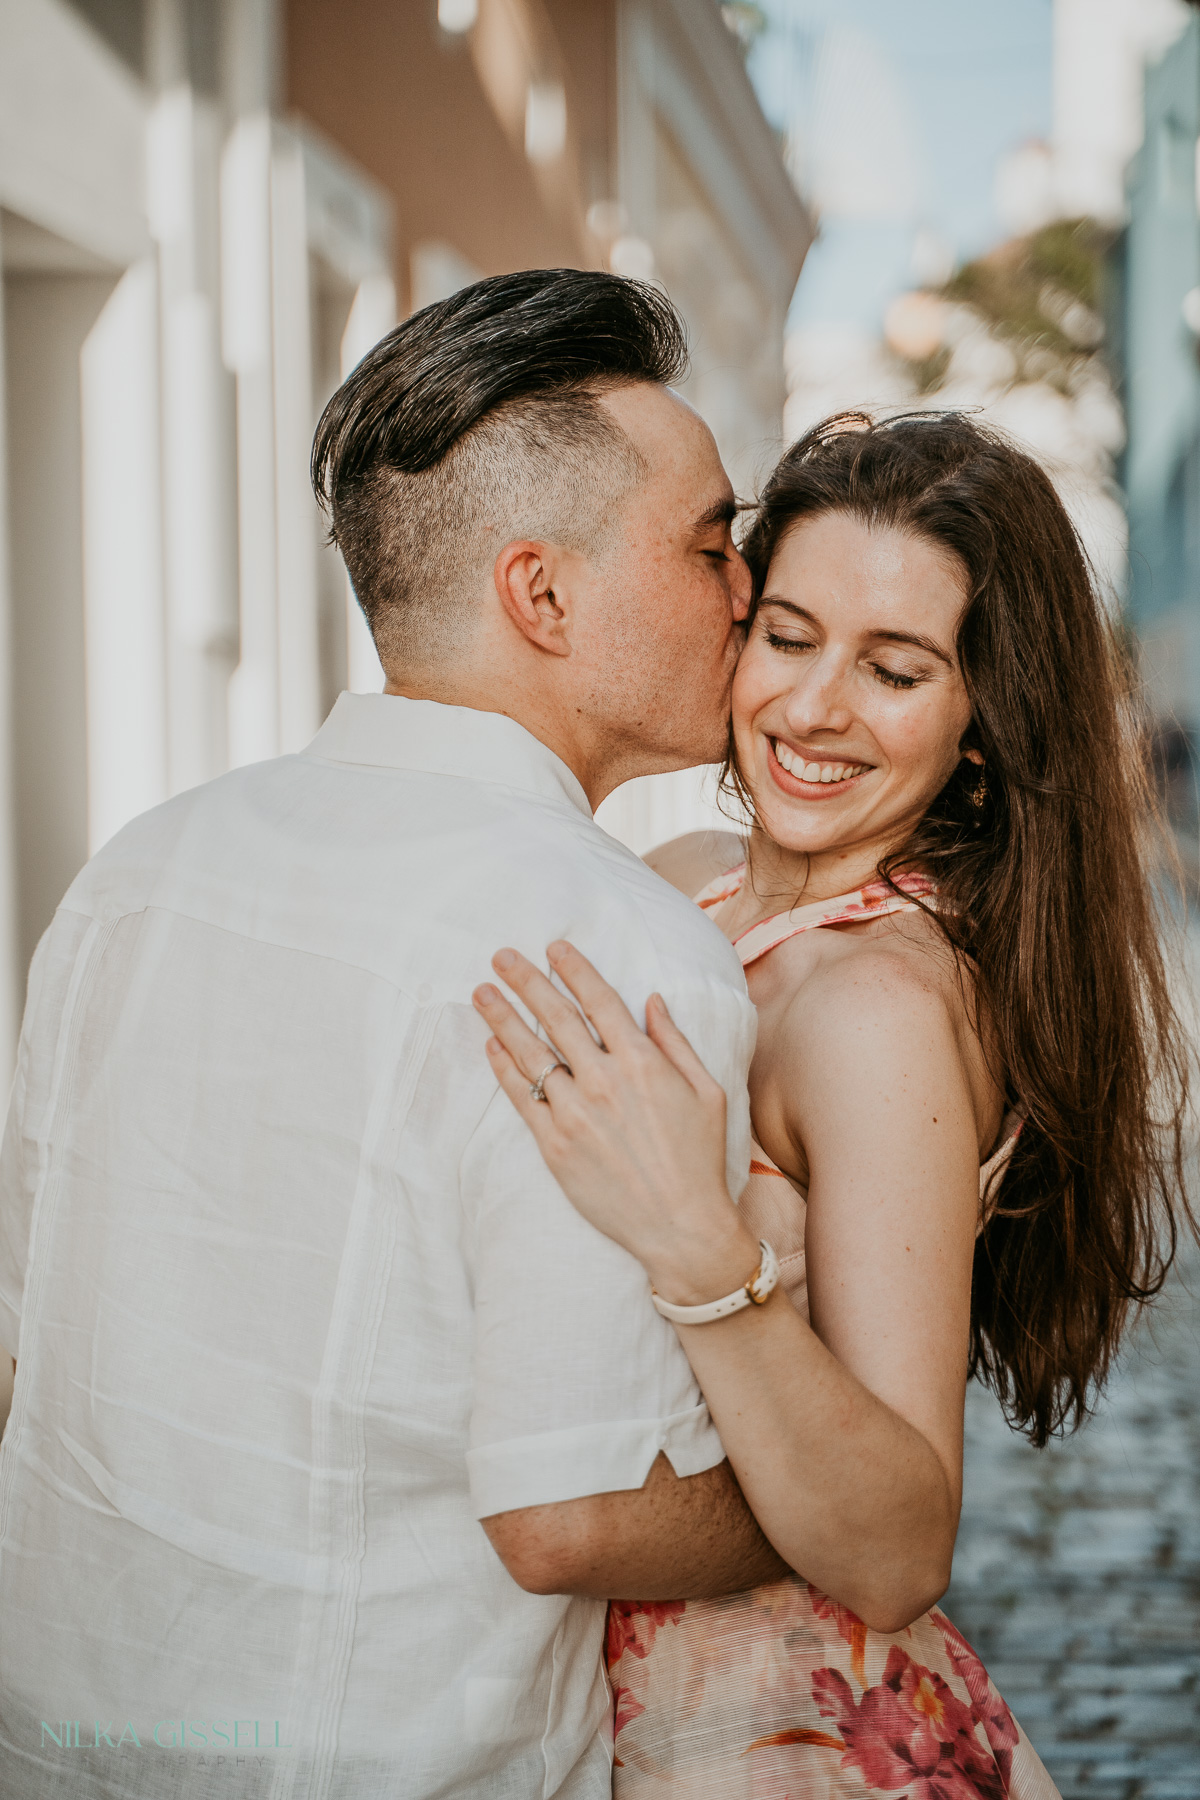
left=764, top=630, right=818, bottom=655
left=872, top=663, right=920, bottom=690
left=764, top=630, right=925, bottom=691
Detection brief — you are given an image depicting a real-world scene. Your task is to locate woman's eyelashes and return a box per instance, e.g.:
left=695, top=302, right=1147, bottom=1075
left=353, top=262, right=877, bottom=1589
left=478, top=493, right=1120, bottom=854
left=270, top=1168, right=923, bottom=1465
left=871, top=664, right=920, bottom=690
left=764, top=630, right=817, bottom=655
left=763, top=631, right=925, bottom=691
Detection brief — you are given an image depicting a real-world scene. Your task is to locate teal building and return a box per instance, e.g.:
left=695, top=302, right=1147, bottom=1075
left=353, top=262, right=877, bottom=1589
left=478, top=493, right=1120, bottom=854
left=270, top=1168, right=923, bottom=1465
left=1121, top=15, right=1200, bottom=729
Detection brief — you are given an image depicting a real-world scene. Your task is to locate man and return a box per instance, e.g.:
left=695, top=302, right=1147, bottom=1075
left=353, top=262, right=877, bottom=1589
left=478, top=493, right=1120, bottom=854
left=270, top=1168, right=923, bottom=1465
left=0, top=271, right=784, bottom=1799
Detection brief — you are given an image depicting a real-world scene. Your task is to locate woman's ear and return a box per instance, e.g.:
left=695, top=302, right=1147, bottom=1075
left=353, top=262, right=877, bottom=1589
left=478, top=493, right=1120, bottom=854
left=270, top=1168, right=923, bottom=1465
left=959, top=721, right=985, bottom=766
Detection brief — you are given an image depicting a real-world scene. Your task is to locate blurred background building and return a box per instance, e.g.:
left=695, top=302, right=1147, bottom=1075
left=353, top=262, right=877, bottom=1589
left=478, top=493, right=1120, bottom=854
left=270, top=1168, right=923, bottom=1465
left=3, top=0, right=1200, bottom=1074
left=1120, top=7, right=1200, bottom=874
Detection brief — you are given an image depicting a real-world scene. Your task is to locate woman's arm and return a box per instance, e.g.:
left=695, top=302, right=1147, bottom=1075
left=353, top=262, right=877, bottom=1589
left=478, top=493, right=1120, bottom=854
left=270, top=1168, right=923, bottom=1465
left=473, top=941, right=981, bottom=1632
left=669, top=951, right=980, bottom=1629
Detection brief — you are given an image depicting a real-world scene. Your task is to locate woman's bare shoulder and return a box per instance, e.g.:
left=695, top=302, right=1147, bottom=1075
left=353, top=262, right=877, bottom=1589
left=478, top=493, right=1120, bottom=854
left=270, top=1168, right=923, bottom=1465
left=642, top=829, right=746, bottom=897
left=777, top=914, right=1004, bottom=1149
left=793, top=910, right=968, bottom=1031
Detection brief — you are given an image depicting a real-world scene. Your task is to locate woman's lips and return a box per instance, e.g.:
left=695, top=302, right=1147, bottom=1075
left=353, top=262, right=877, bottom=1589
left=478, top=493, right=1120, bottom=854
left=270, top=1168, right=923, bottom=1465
left=766, top=738, right=872, bottom=799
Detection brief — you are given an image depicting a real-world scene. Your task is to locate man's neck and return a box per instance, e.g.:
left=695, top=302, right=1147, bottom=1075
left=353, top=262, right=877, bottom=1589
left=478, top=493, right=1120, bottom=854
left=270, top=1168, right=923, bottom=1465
left=383, top=673, right=620, bottom=810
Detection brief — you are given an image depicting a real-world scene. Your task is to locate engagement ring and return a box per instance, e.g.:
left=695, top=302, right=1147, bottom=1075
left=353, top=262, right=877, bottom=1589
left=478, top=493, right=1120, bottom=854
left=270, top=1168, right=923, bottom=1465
left=529, top=1058, right=570, bottom=1103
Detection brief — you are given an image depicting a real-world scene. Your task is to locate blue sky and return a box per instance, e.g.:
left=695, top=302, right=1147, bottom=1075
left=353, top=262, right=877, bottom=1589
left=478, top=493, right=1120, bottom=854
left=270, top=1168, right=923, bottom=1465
left=746, top=0, right=1053, bottom=329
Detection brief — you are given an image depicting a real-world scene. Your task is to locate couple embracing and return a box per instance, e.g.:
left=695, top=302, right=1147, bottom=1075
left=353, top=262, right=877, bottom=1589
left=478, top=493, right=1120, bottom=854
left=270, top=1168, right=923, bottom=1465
left=0, top=270, right=1188, bottom=1800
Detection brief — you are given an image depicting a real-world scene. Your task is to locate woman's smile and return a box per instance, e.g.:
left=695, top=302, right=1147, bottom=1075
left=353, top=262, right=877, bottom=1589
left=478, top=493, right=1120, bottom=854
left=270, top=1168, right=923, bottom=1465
left=767, top=737, right=872, bottom=798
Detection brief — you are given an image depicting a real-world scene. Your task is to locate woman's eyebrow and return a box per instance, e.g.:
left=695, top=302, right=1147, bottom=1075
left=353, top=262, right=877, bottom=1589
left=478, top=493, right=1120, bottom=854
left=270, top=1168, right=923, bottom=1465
left=758, top=596, right=817, bottom=621
left=870, top=629, right=952, bottom=666
left=758, top=599, right=953, bottom=666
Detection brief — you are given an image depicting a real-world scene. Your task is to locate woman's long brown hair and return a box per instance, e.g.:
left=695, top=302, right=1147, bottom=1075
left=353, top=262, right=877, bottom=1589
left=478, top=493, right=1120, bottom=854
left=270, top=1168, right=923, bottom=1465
left=735, top=411, right=1194, bottom=1446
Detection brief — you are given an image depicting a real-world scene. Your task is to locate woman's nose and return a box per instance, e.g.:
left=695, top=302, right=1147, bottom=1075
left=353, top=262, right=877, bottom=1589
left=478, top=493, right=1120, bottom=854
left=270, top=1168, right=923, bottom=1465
left=781, top=659, right=854, bottom=735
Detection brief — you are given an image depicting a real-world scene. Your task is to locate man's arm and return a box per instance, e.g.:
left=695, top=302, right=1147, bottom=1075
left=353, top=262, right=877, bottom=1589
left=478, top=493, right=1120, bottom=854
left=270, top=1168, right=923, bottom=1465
left=462, top=929, right=759, bottom=1599
left=482, top=1452, right=788, bottom=1599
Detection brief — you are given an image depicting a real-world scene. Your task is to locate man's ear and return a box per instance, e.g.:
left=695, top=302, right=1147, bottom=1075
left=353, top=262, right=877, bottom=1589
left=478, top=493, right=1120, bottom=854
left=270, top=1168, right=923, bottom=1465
left=493, top=541, right=571, bottom=657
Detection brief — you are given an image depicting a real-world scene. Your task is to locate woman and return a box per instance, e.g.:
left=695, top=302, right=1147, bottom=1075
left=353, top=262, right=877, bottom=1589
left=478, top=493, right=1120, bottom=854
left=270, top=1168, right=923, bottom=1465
left=472, top=413, right=1192, bottom=1798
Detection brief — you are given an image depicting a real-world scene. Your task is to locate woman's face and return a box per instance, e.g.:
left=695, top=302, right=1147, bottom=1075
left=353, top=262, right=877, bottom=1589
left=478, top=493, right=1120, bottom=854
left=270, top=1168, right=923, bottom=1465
left=732, top=511, right=976, bottom=870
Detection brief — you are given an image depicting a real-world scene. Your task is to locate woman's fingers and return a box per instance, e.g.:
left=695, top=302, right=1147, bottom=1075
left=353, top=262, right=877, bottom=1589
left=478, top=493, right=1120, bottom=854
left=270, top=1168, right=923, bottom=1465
left=646, top=994, right=724, bottom=1100
left=542, top=946, right=718, bottom=1101
left=544, top=941, right=644, bottom=1049
left=490, top=947, right=617, bottom=1065
left=473, top=981, right=572, bottom=1089
left=483, top=1034, right=560, bottom=1137
left=483, top=946, right=711, bottom=1107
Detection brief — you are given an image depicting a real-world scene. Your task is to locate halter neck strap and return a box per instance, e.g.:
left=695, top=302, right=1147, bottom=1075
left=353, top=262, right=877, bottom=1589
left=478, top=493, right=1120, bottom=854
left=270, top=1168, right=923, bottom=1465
left=693, top=865, right=936, bottom=969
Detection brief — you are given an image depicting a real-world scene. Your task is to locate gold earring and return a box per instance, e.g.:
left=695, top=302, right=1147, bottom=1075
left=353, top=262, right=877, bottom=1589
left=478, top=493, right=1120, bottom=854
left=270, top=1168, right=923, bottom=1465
left=970, top=766, right=988, bottom=812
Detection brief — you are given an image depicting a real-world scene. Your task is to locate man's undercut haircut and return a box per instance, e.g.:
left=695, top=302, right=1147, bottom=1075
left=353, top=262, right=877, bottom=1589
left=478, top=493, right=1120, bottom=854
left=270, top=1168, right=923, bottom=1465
left=312, top=269, right=690, bottom=668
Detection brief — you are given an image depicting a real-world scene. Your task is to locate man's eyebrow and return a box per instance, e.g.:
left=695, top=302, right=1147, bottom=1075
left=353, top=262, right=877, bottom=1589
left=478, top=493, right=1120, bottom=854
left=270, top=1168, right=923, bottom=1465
left=758, top=597, right=954, bottom=665
left=693, top=496, right=739, bottom=531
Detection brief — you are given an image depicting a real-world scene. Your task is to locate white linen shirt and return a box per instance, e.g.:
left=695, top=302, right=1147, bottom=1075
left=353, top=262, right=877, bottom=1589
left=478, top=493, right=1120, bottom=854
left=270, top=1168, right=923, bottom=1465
left=0, top=694, right=755, bottom=1800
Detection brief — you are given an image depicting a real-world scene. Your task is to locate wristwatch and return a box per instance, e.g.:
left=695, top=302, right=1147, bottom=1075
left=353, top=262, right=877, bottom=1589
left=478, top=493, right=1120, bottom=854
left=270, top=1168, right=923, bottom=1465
left=650, top=1240, right=780, bottom=1325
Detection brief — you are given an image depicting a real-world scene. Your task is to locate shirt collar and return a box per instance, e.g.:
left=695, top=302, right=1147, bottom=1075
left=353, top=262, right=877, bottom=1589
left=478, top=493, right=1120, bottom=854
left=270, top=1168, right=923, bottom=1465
left=303, top=693, right=593, bottom=819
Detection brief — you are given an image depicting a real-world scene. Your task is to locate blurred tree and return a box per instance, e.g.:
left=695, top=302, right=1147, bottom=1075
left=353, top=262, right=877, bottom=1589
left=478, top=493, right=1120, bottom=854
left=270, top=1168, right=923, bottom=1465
left=937, top=218, right=1114, bottom=393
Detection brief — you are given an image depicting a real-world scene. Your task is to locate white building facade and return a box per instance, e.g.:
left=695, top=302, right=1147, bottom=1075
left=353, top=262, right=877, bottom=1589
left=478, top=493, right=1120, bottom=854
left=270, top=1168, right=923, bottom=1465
left=0, top=0, right=392, bottom=1071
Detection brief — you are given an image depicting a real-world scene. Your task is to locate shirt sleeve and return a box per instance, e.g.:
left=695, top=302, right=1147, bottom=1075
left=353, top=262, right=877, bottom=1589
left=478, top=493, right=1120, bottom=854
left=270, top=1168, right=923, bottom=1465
left=462, top=974, right=755, bottom=1518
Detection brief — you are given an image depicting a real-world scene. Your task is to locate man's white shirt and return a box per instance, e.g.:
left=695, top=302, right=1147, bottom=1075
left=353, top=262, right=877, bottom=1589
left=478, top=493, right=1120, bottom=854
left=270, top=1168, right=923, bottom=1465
left=0, top=695, right=754, bottom=1800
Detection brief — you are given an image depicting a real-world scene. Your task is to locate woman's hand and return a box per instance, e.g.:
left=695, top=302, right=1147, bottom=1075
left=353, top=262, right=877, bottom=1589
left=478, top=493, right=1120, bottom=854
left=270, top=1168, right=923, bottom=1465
left=472, top=941, right=759, bottom=1304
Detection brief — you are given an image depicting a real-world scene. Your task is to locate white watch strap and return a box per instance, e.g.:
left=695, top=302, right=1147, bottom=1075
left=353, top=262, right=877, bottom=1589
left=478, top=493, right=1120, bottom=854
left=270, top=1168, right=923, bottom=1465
left=651, top=1240, right=780, bottom=1325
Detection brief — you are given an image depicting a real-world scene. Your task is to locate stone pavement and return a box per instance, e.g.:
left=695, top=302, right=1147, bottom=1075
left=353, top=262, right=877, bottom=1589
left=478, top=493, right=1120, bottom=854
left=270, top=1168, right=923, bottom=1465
left=944, top=1251, right=1200, bottom=1799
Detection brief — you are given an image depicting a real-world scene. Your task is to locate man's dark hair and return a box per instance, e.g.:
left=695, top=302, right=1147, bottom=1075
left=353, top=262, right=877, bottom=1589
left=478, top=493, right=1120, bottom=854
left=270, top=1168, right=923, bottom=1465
left=312, top=269, right=689, bottom=669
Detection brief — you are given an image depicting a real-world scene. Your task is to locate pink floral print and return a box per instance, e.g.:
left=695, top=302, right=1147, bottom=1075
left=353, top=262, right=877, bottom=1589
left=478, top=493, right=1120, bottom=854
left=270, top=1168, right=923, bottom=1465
left=607, top=1586, right=1056, bottom=1798
left=809, top=1647, right=1006, bottom=1798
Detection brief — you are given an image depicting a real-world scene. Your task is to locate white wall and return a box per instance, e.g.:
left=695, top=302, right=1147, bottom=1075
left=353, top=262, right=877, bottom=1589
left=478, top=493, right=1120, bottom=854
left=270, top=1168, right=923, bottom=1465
left=4, top=271, right=113, bottom=973
left=80, top=259, right=169, bottom=853
left=0, top=0, right=395, bottom=1081
left=0, top=243, right=20, bottom=1065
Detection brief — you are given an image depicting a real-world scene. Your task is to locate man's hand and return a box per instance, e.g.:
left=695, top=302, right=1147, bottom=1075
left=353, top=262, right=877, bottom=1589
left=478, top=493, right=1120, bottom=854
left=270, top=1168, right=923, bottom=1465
left=481, top=1453, right=789, bottom=1600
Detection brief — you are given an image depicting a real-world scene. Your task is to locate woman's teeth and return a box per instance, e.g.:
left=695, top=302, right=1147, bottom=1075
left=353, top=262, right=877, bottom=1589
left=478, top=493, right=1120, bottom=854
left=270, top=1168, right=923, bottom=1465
left=773, top=741, right=868, bottom=784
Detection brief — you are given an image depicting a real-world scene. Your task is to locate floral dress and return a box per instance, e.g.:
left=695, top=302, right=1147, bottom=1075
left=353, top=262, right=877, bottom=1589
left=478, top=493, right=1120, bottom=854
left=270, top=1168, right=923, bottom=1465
left=607, top=871, right=1059, bottom=1800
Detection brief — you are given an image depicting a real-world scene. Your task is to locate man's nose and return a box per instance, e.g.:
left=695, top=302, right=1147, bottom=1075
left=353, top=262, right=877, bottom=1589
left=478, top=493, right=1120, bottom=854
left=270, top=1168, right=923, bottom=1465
left=728, top=547, right=753, bottom=621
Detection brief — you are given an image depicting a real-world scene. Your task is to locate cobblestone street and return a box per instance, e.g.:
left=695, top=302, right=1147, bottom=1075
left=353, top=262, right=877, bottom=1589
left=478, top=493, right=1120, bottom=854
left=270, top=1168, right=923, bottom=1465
left=944, top=1252, right=1200, bottom=1799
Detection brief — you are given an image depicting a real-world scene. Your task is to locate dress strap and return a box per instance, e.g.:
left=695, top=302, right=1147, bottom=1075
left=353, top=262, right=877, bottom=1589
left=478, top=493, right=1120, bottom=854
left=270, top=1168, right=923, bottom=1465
left=693, top=863, right=747, bottom=912
left=730, top=872, right=935, bottom=969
